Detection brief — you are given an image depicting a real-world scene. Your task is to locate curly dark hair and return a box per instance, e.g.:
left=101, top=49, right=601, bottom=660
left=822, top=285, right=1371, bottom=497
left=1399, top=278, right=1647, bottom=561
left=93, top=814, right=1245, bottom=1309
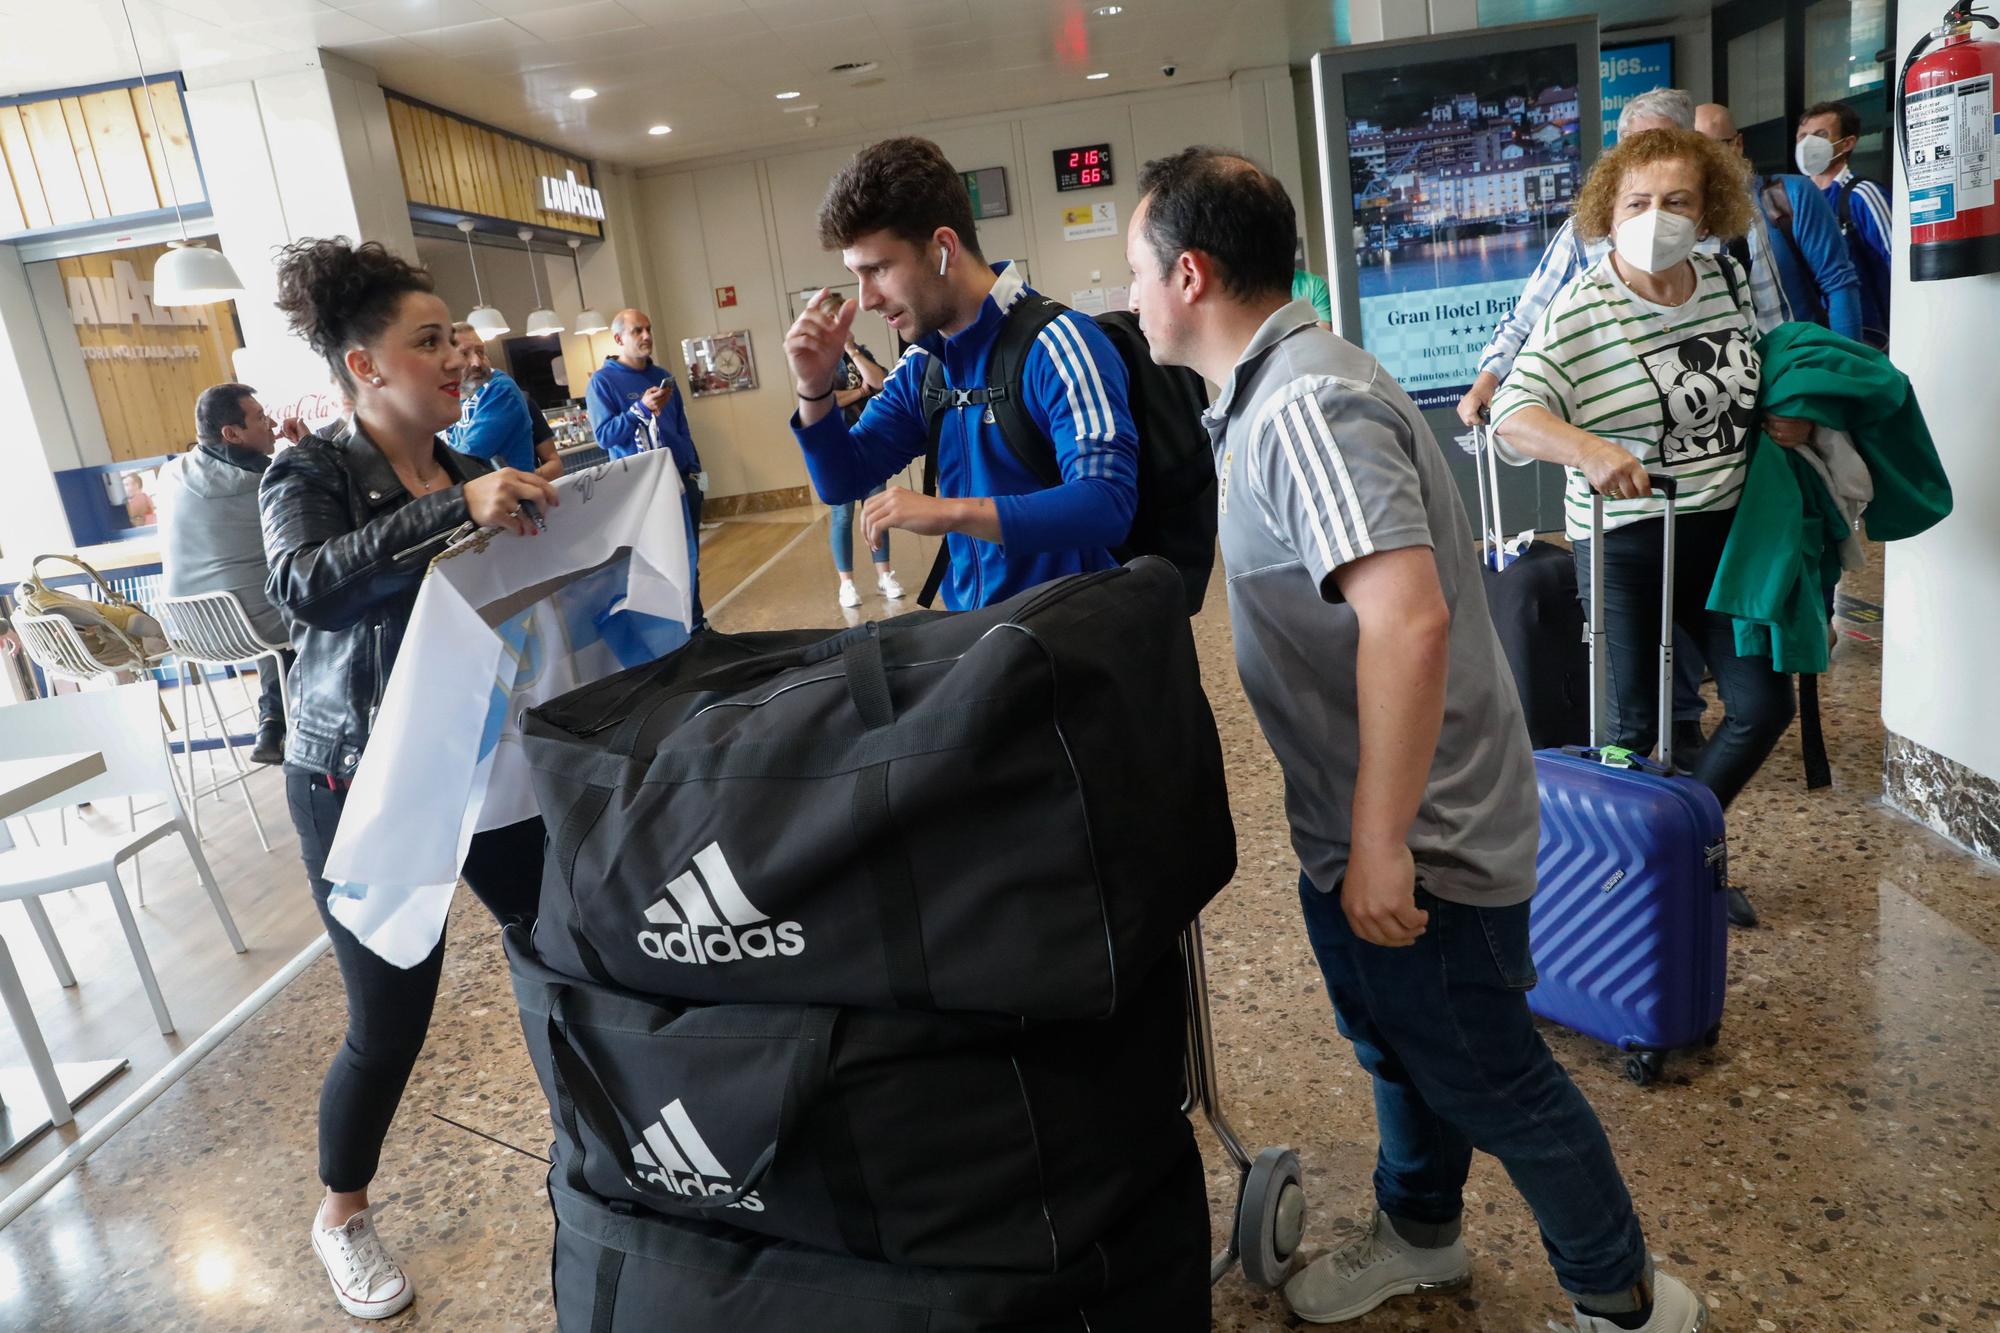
left=1136, top=146, right=1295, bottom=301
left=274, top=237, right=435, bottom=392
left=816, top=137, right=982, bottom=258
left=1572, top=128, right=1754, bottom=244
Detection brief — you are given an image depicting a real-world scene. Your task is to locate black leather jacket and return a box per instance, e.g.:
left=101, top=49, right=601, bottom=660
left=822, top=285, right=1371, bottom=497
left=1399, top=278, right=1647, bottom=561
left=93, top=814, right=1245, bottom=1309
left=260, top=418, right=491, bottom=776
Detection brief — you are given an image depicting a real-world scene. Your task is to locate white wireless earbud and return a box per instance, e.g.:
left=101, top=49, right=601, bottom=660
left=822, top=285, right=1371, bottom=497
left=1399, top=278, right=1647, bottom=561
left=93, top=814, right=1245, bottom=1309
left=938, top=246, right=949, bottom=276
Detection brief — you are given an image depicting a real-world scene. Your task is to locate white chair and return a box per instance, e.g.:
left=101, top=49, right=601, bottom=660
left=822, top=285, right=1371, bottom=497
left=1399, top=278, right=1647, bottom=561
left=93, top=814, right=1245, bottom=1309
left=153, top=592, right=289, bottom=851
left=0, top=682, right=247, bottom=1039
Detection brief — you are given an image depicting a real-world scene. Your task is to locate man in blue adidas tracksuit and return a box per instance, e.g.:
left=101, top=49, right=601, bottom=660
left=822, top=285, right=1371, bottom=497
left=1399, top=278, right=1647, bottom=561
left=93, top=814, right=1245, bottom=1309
left=588, top=307, right=706, bottom=624
left=784, top=136, right=1138, bottom=612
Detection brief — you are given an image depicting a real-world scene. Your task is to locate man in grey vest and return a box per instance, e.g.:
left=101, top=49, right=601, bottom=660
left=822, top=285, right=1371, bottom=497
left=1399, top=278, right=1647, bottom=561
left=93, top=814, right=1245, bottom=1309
left=157, top=384, right=301, bottom=764
left=1124, top=147, right=1707, bottom=1333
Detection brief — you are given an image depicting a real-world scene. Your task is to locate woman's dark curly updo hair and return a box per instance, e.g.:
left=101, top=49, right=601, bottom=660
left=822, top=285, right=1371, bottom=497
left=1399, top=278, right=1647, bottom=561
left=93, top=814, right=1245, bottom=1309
left=274, top=237, right=436, bottom=392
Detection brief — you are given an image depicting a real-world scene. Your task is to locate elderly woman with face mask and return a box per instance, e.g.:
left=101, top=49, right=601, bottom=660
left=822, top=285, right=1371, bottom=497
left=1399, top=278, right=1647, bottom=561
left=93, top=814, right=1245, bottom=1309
left=1493, top=127, right=1808, bottom=930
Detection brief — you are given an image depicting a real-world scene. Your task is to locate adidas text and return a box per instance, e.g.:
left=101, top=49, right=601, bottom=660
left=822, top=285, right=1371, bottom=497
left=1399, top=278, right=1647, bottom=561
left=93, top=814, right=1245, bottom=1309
left=635, top=842, right=805, bottom=966
left=632, top=1099, right=766, bottom=1212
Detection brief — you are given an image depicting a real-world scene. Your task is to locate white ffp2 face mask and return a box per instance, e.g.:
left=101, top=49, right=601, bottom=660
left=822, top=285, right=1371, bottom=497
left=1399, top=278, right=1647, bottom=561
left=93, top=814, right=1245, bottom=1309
left=1795, top=134, right=1837, bottom=176
left=1613, top=207, right=1700, bottom=274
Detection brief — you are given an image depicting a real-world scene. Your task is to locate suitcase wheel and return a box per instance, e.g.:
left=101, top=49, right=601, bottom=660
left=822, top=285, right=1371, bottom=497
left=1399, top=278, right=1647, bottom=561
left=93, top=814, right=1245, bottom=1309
left=1235, top=1147, right=1306, bottom=1289
left=1703, top=1024, right=1721, bottom=1049
left=1623, top=1050, right=1667, bottom=1086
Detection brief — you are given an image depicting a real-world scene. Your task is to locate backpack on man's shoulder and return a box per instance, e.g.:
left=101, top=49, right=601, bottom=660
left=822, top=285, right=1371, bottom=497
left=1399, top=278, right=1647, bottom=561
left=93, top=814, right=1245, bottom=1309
left=916, top=297, right=1217, bottom=614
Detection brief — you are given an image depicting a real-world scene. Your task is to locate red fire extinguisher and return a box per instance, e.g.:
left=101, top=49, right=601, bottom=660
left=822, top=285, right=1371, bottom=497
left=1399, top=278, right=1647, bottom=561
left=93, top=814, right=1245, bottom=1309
left=1899, top=1, right=2000, bottom=280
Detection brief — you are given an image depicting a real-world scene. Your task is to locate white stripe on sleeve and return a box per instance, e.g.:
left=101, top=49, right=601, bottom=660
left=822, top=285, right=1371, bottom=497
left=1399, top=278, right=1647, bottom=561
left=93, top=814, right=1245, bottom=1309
left=1034, top=329, right=1096, bottom=453
left=1269, top=407, right=1349, bottom=568
left=1302, top=392, right=1375, bottom=558
left=1046, top=314, right=1117, bottom=441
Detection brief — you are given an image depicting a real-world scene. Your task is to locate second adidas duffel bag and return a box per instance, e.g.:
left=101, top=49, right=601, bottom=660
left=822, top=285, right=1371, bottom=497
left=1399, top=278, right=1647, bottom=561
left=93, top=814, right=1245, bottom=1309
left=509, top=925, right=1194, bottom=1273
left=520, top=557, right=1235, bottom=1020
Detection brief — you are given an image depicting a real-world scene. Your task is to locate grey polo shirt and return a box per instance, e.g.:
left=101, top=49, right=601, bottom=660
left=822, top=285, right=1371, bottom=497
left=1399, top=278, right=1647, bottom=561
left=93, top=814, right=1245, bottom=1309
left=1205, top=301, right=1539, bottom=906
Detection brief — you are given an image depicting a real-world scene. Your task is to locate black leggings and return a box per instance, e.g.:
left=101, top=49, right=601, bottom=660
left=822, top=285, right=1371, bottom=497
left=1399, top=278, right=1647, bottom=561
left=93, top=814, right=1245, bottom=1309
left=286, top=769, right=544, bottom=1193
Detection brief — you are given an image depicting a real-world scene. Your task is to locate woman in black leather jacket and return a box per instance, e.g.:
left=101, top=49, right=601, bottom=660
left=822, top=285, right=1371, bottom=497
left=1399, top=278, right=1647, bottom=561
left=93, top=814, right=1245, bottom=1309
left=260, top=237, right=559, bottom=1322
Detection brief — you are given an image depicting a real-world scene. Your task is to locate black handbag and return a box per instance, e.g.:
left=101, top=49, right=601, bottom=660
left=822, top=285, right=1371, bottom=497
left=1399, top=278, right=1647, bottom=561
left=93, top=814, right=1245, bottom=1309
left=510, top=927, right=1195, bottom=1273
left=521, top=557, right=1236, bottom=1021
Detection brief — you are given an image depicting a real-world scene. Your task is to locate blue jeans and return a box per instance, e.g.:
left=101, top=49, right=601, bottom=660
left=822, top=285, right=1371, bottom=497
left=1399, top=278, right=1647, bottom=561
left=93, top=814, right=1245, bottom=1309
left=1298, top=874, right=1653, bottom=1312
left=828, top=484, right=889, bottom=574
left=1575, top=510, right=1795, bottom=809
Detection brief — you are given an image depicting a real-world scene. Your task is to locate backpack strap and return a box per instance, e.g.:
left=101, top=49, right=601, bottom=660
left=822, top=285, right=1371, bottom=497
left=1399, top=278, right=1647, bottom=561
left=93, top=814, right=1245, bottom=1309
left=912, top=297, right=1072, bottom=607
left=1717, top=252, right=1748, bottom=324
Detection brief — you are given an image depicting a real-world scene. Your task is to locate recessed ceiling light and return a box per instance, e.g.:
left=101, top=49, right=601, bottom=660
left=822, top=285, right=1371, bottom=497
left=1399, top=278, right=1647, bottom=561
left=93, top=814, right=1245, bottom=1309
left=1092, top=5, right=1124, bottom=15
left=775, top=90, right=801, bottom=100
left=649, top=124, right=672, bottom=135
left=570, top=87, right=597, bottom=100
left=1086, top=71, right=1110, bottom=80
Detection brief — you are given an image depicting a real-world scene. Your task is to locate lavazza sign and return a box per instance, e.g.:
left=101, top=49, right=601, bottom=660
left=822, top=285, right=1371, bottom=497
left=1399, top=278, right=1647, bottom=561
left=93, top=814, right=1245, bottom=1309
left=540, top=169, right=605, bottom=221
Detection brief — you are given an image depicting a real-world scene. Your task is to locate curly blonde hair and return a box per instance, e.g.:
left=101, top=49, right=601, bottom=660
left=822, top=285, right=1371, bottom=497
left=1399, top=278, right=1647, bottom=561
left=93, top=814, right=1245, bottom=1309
left=1571, top=128, right=1754, bottom=244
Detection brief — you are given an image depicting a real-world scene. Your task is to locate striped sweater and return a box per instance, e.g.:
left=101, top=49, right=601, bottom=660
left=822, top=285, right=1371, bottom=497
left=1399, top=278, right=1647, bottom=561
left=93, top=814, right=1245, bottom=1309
left=1492, top=252, right=1760, bottom=540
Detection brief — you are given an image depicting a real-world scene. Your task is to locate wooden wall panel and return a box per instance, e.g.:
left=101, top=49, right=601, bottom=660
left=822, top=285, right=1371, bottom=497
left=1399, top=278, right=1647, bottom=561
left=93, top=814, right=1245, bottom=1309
left=57, top=244, right=242, bottom=463
left=0, top=79, right=203, bottom=235
left=383, top=91, right=602, bottom=238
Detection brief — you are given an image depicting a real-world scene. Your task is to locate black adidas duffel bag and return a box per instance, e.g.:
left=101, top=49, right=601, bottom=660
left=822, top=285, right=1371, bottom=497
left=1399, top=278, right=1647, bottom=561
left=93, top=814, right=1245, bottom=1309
left=521, top=557, right=1235, bottom=1020
left=549, top=1143, right=1212, bottom=1333
left=510, top=926, right=1194, bottom=1273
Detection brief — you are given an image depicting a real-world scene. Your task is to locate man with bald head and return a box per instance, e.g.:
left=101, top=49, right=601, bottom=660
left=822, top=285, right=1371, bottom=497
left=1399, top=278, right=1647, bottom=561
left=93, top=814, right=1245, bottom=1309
left=1694, top=102, right=1862, bottom=344
left=588, top=307, right=707, bottom=621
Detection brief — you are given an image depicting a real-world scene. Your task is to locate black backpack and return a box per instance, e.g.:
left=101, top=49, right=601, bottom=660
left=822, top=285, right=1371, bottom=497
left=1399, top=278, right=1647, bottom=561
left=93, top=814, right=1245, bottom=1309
left=1834, top=178, right=1892, bottom=349
left=916, top=299, right=1216, bottom=613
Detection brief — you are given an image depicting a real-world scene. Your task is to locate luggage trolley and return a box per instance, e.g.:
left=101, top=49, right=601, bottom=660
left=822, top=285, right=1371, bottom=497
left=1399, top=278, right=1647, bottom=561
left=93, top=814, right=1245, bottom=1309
left=1179, top=917, right=1307, bottom=1290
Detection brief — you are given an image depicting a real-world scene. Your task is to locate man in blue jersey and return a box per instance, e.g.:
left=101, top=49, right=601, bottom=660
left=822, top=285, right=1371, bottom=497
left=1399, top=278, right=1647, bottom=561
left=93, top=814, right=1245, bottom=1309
left=1796, top=100, right=1893, bottom=348
left=447, top=324, right=561, bottom=478
left=587, top=307, right=706, bottom=625
left=783, top=136, right=1138, bottom=611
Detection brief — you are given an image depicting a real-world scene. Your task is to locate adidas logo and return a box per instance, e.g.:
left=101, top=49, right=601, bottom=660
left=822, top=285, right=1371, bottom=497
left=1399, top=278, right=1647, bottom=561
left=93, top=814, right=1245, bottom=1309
left=636, top=842, right=805, bottom=965
left=631, top=1098, right=764, bottom=1212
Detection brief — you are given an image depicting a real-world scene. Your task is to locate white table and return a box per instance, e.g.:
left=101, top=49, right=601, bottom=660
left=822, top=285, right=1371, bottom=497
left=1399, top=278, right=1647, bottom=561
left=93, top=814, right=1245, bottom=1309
left=0, top=752, right=129, bottom=1162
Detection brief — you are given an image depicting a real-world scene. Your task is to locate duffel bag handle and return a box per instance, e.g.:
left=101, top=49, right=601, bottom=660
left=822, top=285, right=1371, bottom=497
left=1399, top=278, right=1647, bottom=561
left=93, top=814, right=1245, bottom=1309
left=544, top=992, right=837, bottom=1213
left=841, top=624, right=894, bottom=729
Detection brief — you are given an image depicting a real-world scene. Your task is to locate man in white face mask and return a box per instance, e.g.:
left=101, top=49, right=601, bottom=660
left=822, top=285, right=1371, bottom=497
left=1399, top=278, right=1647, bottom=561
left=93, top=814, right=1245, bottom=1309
left=1796, top=100, right=1892, bottom=348
left=1696, top=103, right=1863, bottom=346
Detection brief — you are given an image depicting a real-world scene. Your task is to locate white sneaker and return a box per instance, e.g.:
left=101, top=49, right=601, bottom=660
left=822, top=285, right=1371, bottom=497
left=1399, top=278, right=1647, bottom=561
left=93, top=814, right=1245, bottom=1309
left=310, top=1203, right=414, bottom=1320
left=1562, top=1273, right=1709, bottom=1333
left=838, top=581, right=862, bottom=608
left=1282, top=1210, right=1470, bottom=1324
left=877, top=570, right=905, bottom=600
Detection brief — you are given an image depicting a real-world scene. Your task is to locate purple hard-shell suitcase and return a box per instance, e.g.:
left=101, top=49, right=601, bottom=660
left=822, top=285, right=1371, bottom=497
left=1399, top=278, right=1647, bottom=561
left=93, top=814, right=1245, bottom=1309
left=1526, top=479, right=1728, bottom=1086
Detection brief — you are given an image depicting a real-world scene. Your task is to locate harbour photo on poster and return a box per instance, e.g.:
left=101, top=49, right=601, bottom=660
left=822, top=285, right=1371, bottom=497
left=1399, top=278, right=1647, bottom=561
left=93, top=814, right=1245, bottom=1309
left=1346, top=44, right=1582, bottom=410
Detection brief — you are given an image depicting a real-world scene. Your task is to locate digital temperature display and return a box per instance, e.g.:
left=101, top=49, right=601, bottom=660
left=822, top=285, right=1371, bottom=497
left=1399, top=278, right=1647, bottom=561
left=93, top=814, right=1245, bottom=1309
left=1053, top=144, right=1114, bottom=192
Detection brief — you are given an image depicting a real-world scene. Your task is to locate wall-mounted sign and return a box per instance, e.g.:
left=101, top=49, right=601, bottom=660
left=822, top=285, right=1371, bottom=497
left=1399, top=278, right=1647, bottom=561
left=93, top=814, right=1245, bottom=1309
left=1053, top=144, right=1114, bottom=192
left=1600, top=40, right=1675, bottom=147
left=540, top=169, right=606, bottom=221
left=960, top=166, right=1011, bottom=218
left=683, top=330, right=757, bottom=398
left=1061, top=202, right=1118, bottom=241
left=64, top=259, right=214, bottom=328
left=715, top=286, right=737, bottom=308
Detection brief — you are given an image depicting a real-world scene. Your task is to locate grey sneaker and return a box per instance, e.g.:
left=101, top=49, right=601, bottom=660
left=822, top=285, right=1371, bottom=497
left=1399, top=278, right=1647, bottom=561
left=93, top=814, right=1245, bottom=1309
left=1562, top=1273, right=1709, bottom=1333
left=1281, top=1210, right=1471, bottom=1324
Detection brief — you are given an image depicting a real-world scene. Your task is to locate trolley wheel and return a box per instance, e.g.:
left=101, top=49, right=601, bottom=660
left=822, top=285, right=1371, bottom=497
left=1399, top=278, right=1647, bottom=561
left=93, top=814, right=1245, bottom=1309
left=1703, top=1024, right=1721, bottom=1048
left=1236, top=1147, right=1306, bottom=1290
left=1624, top=1050, right=1665, bottom=1086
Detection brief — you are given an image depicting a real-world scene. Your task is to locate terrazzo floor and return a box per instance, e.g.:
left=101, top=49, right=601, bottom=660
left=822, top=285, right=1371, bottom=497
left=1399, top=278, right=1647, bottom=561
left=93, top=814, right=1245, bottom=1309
left=1, top=513, right=1994, bottom=1332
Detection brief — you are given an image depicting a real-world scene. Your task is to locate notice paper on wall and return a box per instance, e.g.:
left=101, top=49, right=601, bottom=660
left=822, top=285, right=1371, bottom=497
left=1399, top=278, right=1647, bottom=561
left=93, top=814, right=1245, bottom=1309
left=1062, top=202, right=1118, bottom=241
left=1070, top=288, right=1109, bottom=314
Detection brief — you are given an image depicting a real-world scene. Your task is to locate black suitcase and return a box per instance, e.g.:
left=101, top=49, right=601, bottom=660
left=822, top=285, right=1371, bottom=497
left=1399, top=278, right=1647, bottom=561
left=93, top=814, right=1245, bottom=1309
left=510, top=926, right=1195, bottom=1271
left=1473, top=423, right=1590, bottom=748
left=520, top=558, right=1235, bottom=1021
left=548, top=1141, right=1213, bottom=1333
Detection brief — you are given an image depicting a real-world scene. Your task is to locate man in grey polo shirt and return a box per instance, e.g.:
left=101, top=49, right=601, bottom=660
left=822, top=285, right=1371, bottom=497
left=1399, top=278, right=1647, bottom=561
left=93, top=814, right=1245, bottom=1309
left=1125, top=147, right=1706, bottom=1333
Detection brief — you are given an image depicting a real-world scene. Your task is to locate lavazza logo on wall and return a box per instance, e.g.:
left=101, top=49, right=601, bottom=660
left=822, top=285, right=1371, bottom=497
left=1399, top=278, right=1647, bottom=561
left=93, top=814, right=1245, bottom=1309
left=632, top=1098, right=764, bottom=1212
left=636, top=843, right=805, bottom=965
left=539, top=169, right=606, bottom=221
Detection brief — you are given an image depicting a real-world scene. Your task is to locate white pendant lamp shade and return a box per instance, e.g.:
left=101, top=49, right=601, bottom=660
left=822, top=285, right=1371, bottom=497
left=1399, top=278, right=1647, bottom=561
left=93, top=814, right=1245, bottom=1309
left=467, top=305, right=511, bottom=338
left=518, top=229, right=562, bottom=338
left=458, top=218, right=509, bottom=338
left=152, top=239, right=245, bottom=306
left=567, top=236, right=609, bottom=335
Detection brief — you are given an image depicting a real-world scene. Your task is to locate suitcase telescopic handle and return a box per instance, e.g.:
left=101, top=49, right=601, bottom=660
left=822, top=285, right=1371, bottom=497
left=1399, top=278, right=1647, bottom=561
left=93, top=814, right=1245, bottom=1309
left=1587, top=472, right=1679, bottom=768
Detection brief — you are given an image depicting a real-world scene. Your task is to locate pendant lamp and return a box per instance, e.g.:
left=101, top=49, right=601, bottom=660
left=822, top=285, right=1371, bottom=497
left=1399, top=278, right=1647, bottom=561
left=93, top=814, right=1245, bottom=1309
left=568, top=237, right=608, bottom=335
left=519, top=228, right=563, bottom=336
left=119, top=0, right=244, bottom=305
left=458, top=219, right=510, bottom=338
